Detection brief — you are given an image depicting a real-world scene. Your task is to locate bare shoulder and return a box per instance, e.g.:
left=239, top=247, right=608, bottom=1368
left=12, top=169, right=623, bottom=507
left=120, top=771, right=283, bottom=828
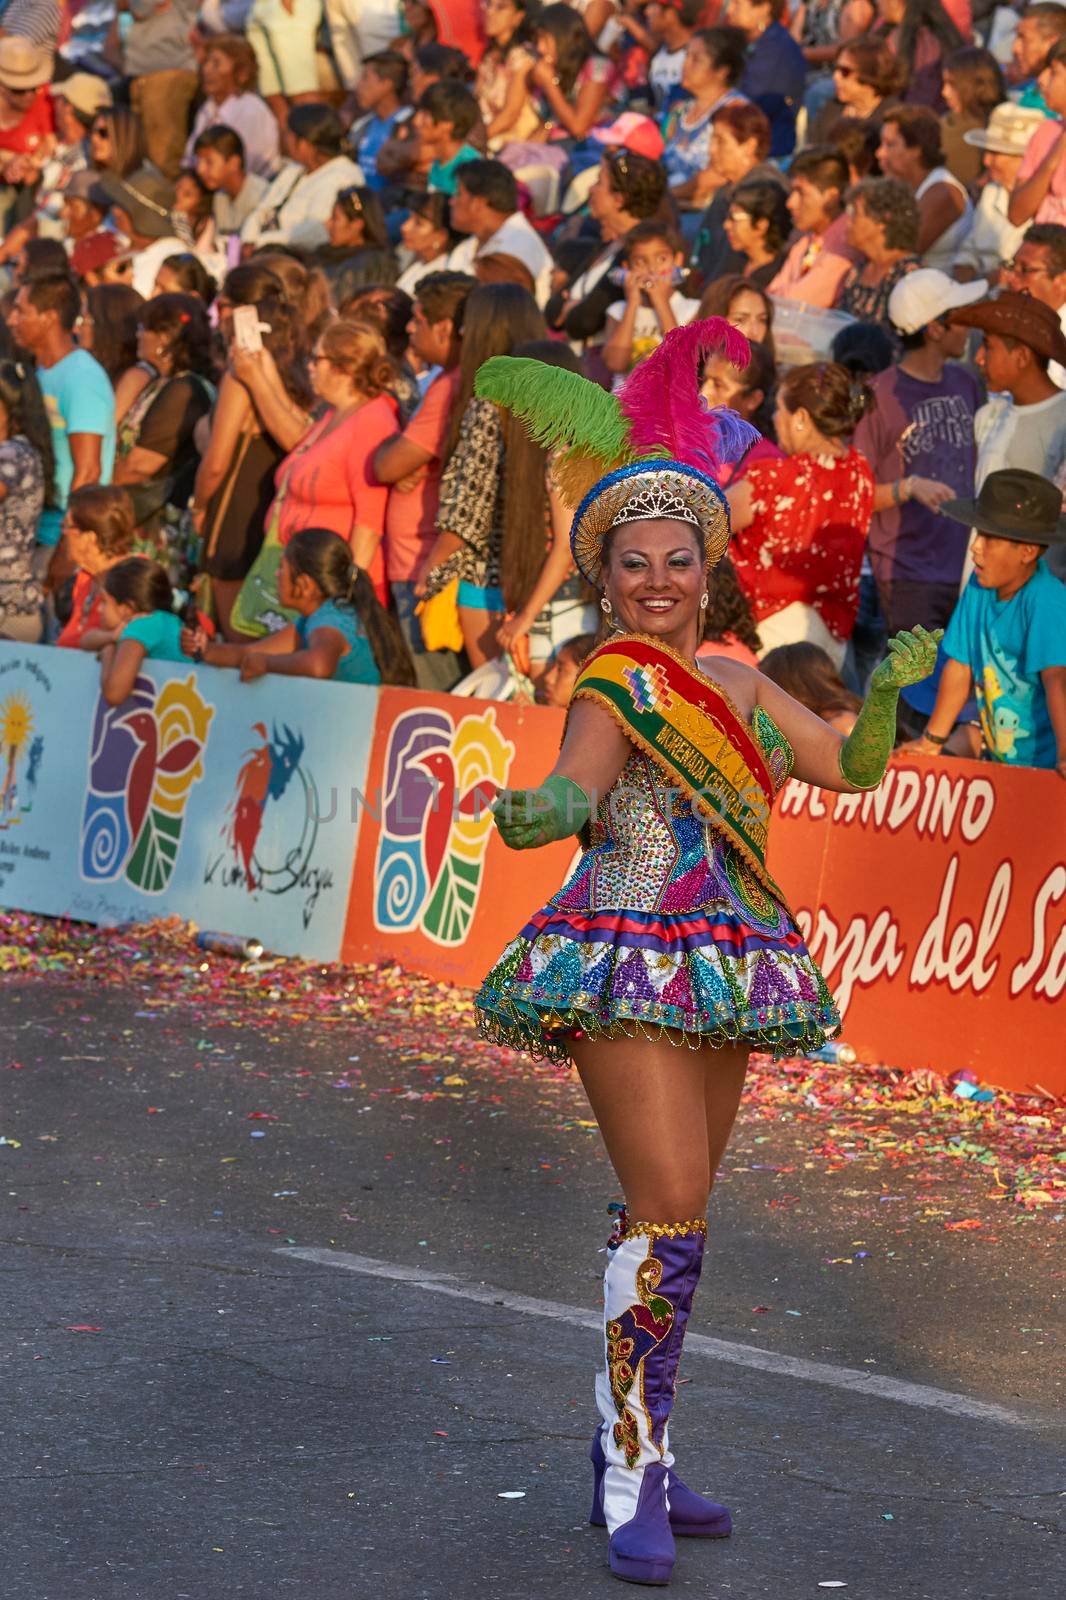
left=696, top=654, right=760, bottom=716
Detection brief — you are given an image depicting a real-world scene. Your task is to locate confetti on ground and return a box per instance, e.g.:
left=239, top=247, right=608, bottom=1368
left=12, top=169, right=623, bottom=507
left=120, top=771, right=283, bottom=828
left=1, top=913, right=1061, bottom=1232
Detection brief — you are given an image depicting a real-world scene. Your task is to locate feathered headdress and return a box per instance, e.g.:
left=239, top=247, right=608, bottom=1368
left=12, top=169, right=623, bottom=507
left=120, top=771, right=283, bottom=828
left=475, top=319, right=758, bottom=583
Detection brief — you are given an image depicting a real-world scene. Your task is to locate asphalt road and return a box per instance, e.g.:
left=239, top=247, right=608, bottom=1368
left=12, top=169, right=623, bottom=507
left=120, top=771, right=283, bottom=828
left=1, top=974, right=1061, bottom=1600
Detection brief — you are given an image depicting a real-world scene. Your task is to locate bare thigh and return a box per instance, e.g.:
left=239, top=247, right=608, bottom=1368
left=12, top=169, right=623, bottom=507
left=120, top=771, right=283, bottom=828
left=570, top=1031, right=749, bottom=1221
left=458, top=605, right=502, bottom=667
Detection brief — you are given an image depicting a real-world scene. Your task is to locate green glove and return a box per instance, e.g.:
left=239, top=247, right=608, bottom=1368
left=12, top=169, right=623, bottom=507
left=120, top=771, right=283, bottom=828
left=491, top=774, right=592, bottom=851
left=840, top=625, right=943, bottom=790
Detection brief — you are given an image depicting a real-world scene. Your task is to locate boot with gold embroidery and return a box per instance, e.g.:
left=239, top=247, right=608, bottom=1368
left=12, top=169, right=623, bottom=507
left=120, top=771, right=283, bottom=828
left=593, top=1211, right=710, bottom=1585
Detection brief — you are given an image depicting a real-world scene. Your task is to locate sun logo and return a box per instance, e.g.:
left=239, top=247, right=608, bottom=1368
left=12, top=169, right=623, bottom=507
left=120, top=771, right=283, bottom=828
left=0, top=692, right=44, bottom=827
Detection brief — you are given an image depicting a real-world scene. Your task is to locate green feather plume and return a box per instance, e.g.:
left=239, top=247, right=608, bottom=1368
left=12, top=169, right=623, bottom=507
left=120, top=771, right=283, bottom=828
left=475, top=356, right=630, bottom=466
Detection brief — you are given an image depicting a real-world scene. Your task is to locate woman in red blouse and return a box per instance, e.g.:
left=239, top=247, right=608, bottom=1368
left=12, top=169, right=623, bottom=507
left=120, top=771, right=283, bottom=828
left=725, top=360, right=875, bottom=668
left=270, top=319, right=397, bottom=603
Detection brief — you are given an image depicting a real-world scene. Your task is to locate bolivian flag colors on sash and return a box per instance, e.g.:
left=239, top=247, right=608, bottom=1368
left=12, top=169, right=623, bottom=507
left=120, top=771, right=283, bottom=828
left=571, top=634, right=782, bottom=897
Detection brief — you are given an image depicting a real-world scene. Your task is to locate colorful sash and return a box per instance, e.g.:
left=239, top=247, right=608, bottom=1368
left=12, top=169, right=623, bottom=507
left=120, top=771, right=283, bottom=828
left=571, top=634, right=781, bottom=895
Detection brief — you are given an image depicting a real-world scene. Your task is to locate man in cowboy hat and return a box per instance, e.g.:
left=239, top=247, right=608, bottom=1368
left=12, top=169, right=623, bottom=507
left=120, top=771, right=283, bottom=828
left=92, top=167, right=185, bottom=298
left=950, top=288, right=1066, bottom=584
left=954, top=102, right=1047, bottom=281
left=0, top=34, right=53, bottom=228
left=908, top=469, right=1066, bottom=774
left=1001, top=223, right=1066, bottom=390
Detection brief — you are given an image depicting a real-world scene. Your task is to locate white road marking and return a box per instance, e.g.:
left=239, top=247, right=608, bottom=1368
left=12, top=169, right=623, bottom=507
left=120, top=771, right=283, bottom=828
left=279, top=1247, right=1026, bottom=1429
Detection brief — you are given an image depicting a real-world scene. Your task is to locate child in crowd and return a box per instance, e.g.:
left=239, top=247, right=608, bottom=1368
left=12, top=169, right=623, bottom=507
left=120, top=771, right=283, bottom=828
left=56, top=485, right=137, bottom=651
left=536, top=632, right=598, bottom=708
left=911, top=469, right=1066, bottom=773
left=759, top=642, right=863, bottom=735
left=602, top=221, right=699, bottom=379
left=184, top=529, right=416, bottom=688
left=98, top=558, right=186, bottom=704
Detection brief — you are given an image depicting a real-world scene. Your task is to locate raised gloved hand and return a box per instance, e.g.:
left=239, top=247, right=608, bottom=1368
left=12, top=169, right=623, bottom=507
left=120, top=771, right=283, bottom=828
left=491, top=774, right=592, bottom=851
left=841, top=626, right=943, bottom=791
left=869, top=625, right=943, bottom=694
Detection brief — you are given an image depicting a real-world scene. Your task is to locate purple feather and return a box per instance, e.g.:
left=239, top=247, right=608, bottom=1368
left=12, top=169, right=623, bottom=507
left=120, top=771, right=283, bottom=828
left=618, top=318, right=758, bottom=474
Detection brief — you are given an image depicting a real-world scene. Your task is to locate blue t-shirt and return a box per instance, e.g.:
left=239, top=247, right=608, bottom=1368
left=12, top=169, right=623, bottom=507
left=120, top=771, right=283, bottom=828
left=943, top=561, right=1066, bottom=768
left=739, top=22, right=806, bottom=159
left=122, top=610, right=186, bottom=663
left=38, top=348, right=116, bottom=546
left=296, top=599, right=380, bottom=684
left=357, top=108, right=406, bottom=190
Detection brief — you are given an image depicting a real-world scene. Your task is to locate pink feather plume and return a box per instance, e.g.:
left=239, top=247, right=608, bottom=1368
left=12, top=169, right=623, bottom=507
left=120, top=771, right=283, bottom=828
left=617, top=318, right=759, bottom=476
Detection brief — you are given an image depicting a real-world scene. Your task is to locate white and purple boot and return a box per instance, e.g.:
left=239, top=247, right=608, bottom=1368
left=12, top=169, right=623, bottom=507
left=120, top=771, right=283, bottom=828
left=593, top=1210, right=714, bottom=1585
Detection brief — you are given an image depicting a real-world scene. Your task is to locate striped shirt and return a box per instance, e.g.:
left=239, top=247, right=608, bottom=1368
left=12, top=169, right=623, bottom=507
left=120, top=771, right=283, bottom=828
left=1, top=0, right=62, bottom=50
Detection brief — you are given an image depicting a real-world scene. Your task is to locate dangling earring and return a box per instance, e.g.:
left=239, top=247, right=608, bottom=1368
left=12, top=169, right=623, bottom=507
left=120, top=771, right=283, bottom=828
left=699, top=593, right=709, bottom=610
left=600, top=596, right=612, bottom=615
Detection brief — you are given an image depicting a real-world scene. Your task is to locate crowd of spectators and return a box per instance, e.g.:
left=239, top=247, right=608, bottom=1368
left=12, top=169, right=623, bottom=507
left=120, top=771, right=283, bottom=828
left=0, top=0, right=1063, bottom=773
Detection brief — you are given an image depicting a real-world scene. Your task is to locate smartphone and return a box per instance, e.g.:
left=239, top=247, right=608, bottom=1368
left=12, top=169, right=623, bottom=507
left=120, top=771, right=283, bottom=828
left=232, top=303, right=264, bottom=353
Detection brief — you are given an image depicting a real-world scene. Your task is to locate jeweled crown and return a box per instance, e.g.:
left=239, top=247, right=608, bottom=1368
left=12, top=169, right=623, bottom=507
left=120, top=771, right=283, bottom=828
left=609, top=480, right=701, bottom=531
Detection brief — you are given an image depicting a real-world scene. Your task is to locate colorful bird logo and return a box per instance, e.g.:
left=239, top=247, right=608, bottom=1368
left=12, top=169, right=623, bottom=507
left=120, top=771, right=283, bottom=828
left=225, top=721, right=306, bottom=891
left=81, top=674, right=214, bottom=892
left=374, top=707, right=514, bottom=946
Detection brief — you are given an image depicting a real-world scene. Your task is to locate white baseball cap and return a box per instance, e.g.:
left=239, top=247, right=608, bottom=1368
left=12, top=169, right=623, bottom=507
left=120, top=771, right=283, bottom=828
left=888, top=269, right=989, bottom=336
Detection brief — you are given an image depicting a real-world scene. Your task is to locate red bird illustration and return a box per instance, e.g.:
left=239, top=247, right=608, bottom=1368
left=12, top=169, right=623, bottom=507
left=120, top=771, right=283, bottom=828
left=228, top=723, right=272, bottom=891
left=410, top=747, right=498, bottom=894
left=117, top=709, right=202, bottom=846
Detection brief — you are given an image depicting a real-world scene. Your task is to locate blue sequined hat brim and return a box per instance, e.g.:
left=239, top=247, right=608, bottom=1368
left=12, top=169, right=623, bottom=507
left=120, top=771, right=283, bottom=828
left=570, top=460, right=731, bottom=587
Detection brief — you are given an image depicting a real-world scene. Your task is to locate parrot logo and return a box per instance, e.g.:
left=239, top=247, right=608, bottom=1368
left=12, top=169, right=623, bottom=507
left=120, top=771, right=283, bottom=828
left=225, top=722, right=307, bottom=892
left=373, top=707, right=514, bottom=946
left=80, top=675, right=214, bottom=892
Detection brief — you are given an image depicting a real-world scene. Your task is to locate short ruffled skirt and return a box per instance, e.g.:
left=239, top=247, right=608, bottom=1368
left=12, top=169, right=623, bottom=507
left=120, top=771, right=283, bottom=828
left=474, top=840, right=841, bottom=1064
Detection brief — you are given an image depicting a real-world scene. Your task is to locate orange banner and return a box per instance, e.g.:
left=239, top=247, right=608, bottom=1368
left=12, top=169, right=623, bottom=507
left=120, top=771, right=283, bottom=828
left=344, top=691, right=1066, bottom=1096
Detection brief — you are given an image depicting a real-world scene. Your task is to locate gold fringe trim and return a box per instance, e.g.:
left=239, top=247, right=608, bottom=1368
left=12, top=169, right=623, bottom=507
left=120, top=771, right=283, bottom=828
left=622, top=1218, right=708, bottom=1241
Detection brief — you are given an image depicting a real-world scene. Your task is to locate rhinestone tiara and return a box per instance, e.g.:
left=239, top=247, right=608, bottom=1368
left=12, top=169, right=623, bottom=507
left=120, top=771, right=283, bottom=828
left=570, top=461, right=730, bottom=587
left=609, top=481, right=701, bottom=530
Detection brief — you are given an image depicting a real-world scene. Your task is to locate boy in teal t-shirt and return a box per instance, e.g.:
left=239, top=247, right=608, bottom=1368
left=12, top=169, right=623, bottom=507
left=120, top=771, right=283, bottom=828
left=912, top=469, right=1066, bottom=774
left=415, top=81, right=481, bottom=196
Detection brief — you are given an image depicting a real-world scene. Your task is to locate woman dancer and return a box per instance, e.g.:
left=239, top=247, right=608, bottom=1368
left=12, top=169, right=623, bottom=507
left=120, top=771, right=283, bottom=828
left=473, top=321, right=939, bottom=1587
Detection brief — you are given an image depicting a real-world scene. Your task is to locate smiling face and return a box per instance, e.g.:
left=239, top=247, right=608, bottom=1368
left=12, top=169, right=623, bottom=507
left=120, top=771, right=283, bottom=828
left=602, top=518, right=705, bottom=645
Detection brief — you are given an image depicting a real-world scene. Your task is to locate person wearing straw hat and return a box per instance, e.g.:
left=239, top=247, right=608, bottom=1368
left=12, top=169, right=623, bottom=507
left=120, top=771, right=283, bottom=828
left=906, top=468, right=1066, bottom=774
left=0, top=35, right=53, bottom=230
left=954, top=102, right=1047, bottom=280
left=473, top=320, right=941, bottom=1587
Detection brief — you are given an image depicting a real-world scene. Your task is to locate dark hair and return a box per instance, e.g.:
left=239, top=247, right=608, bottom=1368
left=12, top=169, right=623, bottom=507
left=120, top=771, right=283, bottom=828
left=67, top=483, right=136, bottom=555
left=193, top=123, right=246, bottom=165
left=414, top=41, right=471, bottom=82
left=729, top=178, right=792, bottom=254
left=697, top=274, right=776, bottom=362
left=710, top=99, right=772, bottom=162
left=676, top=0, right=706, bottom=24
left=836, top=34, right=906, bottom=99
left=1022, top=222, right=1066, bottom=275
left=174, top=168, right=213, bottom=231
left=779, top=360, right=874, bottom=440
left=690, top=24, right=748, bottom=87
left=602, top=147, right=667, bottom=219
left=19, top=238, right=69, bottom=280
left=364, top=48, right=409, bottom=97
left=287, top=103, right=346, bottom=159
left=483, top=0, right=535, bottom=55
left=102, top=555, right=174, bottom=614
left=456, top=158, right=518, bottom=215
left=91, top=104, right=146, bottom=178
left=443, top=282, right=546, bottom=460
left=701, top=338, right=777, bottom=439
left=1022, top=0, right=1066, bottom=31
left=220, top=262, right=311, bottom=405
left=789, top=144, right=849, bottom=200
left=759, top=641, right=862, bottom=720
left=535, top=3, right=594, bottom=94
left=339, top=286, right=413, bottom=362
left=283, top=528, right=416, bottom=686
left=141, top=293, right=215, bottom=377
left=706, top=554, right=761, bottom=653
left=407, top=189, right=454, bottom=236
left=894, top=0, right=964, bottom=75
left=416, top=269, right=476, bottom=326
left=157, top=252, right=217, bottom=303
left=24, top=271, right=81, bottom=332
left=555, top=631, right=598, bottom=669
left=849, top=175, right=920, bottom=252
left=622, top=218, right=685, bottom=259
left=418, top=80, right=479, bottom=140
left=882, top=105, right=943, bottom=169
left=85, top=282, right=144, bottom=380
left=944, top=46, right=1005, bottom=119
left=203, top=32, right=259, bottom=92
left=499, top=337, right=583, bottom=614
left=830, top=319, right=896, bottom=375
left=333, top=184, right=389, bottom=250
left=826, top=115, right=881, bottom=180
left=0, top=359, right=57, bottom=505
